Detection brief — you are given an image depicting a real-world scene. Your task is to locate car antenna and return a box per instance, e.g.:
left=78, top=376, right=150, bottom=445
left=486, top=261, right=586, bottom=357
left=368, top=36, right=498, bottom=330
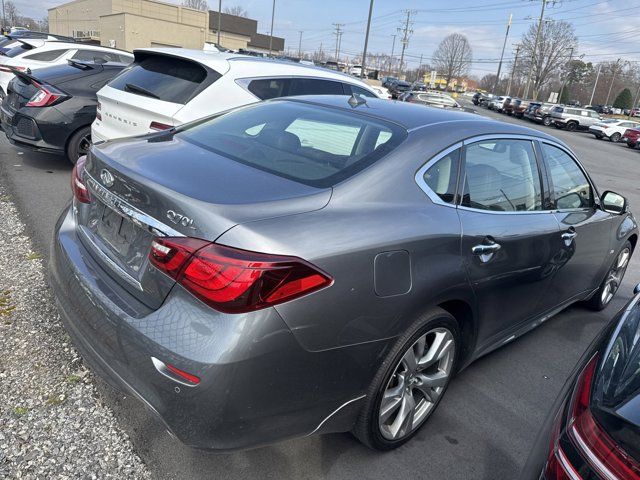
left=348, top=93, right=367, bottom=108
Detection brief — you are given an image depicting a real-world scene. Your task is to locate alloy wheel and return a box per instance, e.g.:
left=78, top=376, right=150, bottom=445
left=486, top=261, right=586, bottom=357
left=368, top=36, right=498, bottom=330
left=78, top=134, right=92, bottom=157
left=601, top=246, right=631, bottom=306
left=378, top=328, right=455, bottom=441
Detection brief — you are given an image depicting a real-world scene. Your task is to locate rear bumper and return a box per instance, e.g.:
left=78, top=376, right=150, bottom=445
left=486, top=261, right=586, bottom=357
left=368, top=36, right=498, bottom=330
left=50, top=205, right=373, bottom=451
left=1, top=106, right=68, bottom=155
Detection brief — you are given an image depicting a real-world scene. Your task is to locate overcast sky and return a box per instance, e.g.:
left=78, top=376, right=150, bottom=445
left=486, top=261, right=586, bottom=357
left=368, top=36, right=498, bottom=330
left=15, top=0, right=639, bottom=77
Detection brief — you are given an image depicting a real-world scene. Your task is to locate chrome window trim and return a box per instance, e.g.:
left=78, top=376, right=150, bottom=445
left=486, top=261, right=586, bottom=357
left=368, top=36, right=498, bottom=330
left=414, top=141, right=463, bottom=208
left=85, top=172, right=184, bottom=238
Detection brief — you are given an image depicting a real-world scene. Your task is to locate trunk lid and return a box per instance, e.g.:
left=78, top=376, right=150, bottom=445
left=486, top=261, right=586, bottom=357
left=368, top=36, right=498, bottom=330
left=77, top=134, right=331, bottom=309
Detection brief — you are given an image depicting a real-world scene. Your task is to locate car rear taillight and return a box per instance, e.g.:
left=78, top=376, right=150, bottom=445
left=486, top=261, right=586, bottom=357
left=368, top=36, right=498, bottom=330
left=0, top=65, right=25, bottom=73
left=149, top=121, right=172, bottom=131
left=149, top=237, right=333, bottom=313
left=71, top=155, right=90, bottom=204
left=26, top=83, right=67, bottom=107
left=545, top=354, right=640, bottom=479
left=96, top=101, right=101, bottom=121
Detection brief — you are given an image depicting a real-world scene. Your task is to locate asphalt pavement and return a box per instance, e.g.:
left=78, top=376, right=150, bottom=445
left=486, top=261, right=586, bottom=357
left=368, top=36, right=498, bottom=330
left=1, top=104, right=639, bottom=480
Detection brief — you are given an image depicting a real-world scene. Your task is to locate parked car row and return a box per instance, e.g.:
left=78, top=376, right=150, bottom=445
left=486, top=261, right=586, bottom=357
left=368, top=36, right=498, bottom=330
left=3, top=40, right=639, bottom=472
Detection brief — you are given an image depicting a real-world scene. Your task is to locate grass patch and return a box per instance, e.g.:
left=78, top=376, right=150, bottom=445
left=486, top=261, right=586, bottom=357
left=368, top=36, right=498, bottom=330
left=13, top=406, right=28, bottom=416
left=66, top=374, right=82, bottom=384
left=26, top=252, right=41, bottom=261
left=45, top=394, right=66, bottom=406
left=0, top=290, right=15, bottom=316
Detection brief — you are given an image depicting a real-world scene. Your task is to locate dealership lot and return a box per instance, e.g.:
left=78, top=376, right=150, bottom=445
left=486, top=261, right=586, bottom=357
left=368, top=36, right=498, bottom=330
left=0, top=103, right=638, bottom=479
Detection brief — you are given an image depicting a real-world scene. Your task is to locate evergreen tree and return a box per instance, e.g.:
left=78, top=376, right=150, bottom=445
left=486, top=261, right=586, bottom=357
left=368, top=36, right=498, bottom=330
left=613, top=88, right=633, bottom=110
left=559, top=85, right=570, bottom=104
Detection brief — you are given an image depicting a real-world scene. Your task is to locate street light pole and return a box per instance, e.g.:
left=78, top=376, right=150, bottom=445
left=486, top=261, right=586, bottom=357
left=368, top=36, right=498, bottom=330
left=493, top=13, right=512, bottom=94
left=506, top=44, right=520, bottom=96
left=524, top=0, right=548, bottom=100
left=360, top=0, right=374, bottom=79
left=268, top=0, right=276, bottom=56
left=217, top=0, right=221, bottom=45
left=298, top=30, right=303, bottom=58
left=604, top=58, right=621, bottom=106
left=589, top=64, right=601, bottom=106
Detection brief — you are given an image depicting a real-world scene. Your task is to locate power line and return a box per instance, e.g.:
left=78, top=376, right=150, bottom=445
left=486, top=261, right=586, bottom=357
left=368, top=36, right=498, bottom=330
left=397, top=9, right=416, bottom=77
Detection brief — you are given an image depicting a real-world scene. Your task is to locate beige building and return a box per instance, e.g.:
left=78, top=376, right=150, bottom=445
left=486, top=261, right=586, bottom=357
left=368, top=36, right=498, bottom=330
left=48, top=0, right=284, bottom=53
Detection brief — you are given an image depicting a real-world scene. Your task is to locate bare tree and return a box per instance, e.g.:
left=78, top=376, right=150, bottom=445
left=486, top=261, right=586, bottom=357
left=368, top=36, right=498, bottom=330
left=519, top=20, right=577, bottom=99
left=224, top=5, right=248, bottom=17
left=432, top=33, right=473, bottom=89
left=5, top=1, right=20, bottom=27
left=181, top=0, right=208, bottom=11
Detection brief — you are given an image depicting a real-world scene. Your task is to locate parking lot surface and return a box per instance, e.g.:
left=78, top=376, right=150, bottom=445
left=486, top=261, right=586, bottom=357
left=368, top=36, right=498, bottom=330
left=1, top=105, right=639, bottom=480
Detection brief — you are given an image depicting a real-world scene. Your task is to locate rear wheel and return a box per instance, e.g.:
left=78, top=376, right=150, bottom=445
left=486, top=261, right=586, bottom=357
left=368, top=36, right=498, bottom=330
left=594, top=134, right=603, bottom=139
left=627, top=141, right=637, bottom=149
left=66, top=126, right=92, bottom=165
left=353, top=308, right=459, bottom=450
left=610, top=132, right=621, bottom=142
left=585, top=241, right=632, bottom=311
left=542, top=116, right=552, bottom=126
left=566, top=121, right=578, bottom=132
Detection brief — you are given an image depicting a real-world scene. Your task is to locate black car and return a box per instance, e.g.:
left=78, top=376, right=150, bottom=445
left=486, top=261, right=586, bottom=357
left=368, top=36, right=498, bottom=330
left=389, top=80, right=411, bottom=99
left=1, top=60, right=128, bottom=163
left=523, top=281, right=640, bottom=479
left=411, top=81, right=427, bottom=91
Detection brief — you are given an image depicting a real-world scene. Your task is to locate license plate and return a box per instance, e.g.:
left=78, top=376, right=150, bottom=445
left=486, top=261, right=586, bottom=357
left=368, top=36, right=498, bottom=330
left=96, top=206, right=137, bottom=257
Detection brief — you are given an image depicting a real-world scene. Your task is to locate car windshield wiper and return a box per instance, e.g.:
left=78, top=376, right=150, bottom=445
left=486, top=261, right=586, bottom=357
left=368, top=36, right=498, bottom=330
left=124, top=83, right=160, bottom=99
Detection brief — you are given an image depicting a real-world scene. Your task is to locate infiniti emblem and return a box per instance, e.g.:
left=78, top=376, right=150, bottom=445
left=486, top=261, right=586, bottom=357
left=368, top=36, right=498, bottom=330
left=100, top=169, right=115, bottom=188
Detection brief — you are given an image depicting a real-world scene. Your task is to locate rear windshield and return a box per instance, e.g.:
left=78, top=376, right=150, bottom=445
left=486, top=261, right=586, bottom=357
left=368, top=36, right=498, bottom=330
left=108, top=54, right=216, bottom=104
left=177, top=100, right=406, bottom=188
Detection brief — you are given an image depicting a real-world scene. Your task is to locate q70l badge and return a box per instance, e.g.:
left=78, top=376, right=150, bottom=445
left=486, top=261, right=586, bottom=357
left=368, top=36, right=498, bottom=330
left=166, top=210, right=195, bottom=229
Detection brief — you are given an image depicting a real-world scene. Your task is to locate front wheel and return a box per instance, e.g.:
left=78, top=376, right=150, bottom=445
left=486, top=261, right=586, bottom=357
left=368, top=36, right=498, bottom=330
left=65, top=126, right=92, bottom=164
left=610, top=132, right=621, bottom=142
left=627, top=141, right=637, bottom=149
left=585, top=241, right=632, bottom=311
left=566, top=121, right=578, bottom=132
left=542, top=116, right=552, bottom=126
left=353, top=308, right=459, bottom=450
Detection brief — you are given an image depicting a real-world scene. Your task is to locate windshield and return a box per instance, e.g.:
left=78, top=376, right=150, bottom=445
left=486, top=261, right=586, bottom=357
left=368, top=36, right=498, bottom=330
left=178, top=100, right=406, bottom=188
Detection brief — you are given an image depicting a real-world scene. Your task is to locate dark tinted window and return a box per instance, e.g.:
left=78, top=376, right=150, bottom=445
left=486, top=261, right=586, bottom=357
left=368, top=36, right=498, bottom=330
left=178, top=101, right=406, bottom=188
left=289, top=78, right=344, bottom=96
left=462, top=140, right=543, bottom=212
left=248, top=78, right=288, bottom=100
left=72, top=49, right=121, bottom=63
left=24, top=49, right=67, bottom=61
left=4, top=43, right=32, bottom=58
left=109, top=55, right=211, bottom=104
left=424, top=149, right=460, bottom=203
left=542, top=143, right=593, bottom=209
left=347, top=84, right=377, bottom=98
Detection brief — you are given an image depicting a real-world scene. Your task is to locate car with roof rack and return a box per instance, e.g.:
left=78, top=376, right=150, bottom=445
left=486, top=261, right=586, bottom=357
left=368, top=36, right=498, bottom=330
left=91, top=48, right=381, bottom=142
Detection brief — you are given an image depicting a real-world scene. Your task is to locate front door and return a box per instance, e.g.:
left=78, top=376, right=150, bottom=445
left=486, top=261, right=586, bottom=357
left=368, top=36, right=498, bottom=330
left=458, top=138, right=562, bottom=345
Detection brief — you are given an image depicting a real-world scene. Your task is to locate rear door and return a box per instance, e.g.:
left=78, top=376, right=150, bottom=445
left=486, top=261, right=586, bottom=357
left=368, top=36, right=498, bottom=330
left=536, top=141, right=614, bottom=309
left=94, top=53, right=219, bottom=139
left=457, top=137, right=561, bottom=345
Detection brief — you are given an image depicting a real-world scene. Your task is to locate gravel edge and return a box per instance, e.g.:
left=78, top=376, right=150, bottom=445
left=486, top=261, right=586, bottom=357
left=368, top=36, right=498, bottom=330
left=0, top=189, right=150, bottom=479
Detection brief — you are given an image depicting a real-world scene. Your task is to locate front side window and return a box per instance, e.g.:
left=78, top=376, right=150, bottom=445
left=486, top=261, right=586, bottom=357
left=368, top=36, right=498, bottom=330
left=462, top=139, right=542, bottom=212
left=423, top=149, right=460, bottom=204
left=542, top=143, right=593, bottom=209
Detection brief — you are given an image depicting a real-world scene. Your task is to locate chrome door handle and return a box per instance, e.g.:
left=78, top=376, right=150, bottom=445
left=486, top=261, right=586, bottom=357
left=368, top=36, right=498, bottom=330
left=472, top=242, right=501, bottom=263
left=561, top=231, right=577, bottom=246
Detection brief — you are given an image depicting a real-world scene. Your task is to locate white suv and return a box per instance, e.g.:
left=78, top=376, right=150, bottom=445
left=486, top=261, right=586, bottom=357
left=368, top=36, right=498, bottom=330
left=92, top=49, right=381, bottom=142
left=0, top=39, right=133, bottom=95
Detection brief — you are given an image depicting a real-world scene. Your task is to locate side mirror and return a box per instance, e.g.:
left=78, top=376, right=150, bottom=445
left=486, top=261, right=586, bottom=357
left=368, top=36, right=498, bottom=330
left=601, top=190, right=628, bottom=215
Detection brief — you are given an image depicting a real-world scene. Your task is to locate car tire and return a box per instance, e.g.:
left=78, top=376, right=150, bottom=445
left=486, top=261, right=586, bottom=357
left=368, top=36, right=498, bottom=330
left=352, top=307, right=459, bottom=450
left=627, top=141, right=637, bottom=148
left=585, top=241, right=632, bottom=311
left=66, top=126, right=92, bottom=164
left=594, top=134, right=603, bottom=139
left=610, top=132, right=621, bottom=142
left=554, top=123, right=563, bottom=129
left=566, top=121, right=578, bottom=132
left=542, top=116, right=552, bottom=126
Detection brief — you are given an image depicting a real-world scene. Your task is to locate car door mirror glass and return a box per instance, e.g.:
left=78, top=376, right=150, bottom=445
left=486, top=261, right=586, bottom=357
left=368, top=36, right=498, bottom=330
left=601, top=191, right=627, bottom=214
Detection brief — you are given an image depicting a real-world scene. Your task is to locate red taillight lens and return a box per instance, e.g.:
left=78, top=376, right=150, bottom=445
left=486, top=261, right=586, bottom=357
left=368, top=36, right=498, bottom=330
left=148, top=237, right=333, bottom=313
left=546, top=353, right=640, bottom=480
left=26, top=85, right=65, bottom=107
left=149, top=121, right=172, bottom=131
left=165, top=363, right=200, bottom=385
left=71, top=155, right=90, bottom=204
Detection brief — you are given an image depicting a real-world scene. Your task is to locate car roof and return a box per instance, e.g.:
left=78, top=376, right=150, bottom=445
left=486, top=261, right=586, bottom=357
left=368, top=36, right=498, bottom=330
left=275, top=95, right=563, bottom=140
left=133, top=48, right=373, bottom=88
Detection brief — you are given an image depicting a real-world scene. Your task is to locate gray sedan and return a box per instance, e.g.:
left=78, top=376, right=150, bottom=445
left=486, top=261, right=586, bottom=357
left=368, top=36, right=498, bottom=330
left=50, top=95, right=637, bottom=452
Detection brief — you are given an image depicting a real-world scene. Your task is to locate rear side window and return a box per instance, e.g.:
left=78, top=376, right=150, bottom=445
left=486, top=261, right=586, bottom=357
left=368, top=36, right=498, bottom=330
left=347, top=84, right=377, bottom=98
left=24, top=49, right=67, bottom=61
left=289, top=78, right=344, bottom=96
left=423, top=150, right=460, bottom=204
left=248, top=78, right=288, bottom=100
left=109, top=55, right=212, bottom=104
left=247, top=77, right=351, bottom=100
left=72, top=49, right=120, bottom=63
left=178, top=101, right=406, bottom=187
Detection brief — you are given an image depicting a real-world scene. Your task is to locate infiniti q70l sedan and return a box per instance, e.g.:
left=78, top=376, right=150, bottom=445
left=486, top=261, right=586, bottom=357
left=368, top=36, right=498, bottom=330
left=50, top=95, right=637, bottom=451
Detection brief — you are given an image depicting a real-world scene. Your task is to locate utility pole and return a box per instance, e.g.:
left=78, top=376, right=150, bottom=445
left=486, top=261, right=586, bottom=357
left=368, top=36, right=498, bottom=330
left=360, top=0, right=374, bottom=78
left=418, top=53, right=423, bottom=82
left=388, top=33, right=397, bottom=75
left=493, top=13, right=513, bottom=94
left=589, top=64, right=601, bottom=106
left=558, top=46, right=574, bottom=103
left=333, top=23, right=344, bottom=62
left=298, top=30, right=303, bottom=58
left=524, top=0, right=550, bottom=100
left=397, top=10, right=415, bottom=79
left=604, top=58, right=621, bottom=106
left=268, top=0, right=276, bottom=56
left=217, top=0, right=221, bottom=45
left=628, top=82, right=640, bottom=119
left=506, top=44, right=520, bottom=97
